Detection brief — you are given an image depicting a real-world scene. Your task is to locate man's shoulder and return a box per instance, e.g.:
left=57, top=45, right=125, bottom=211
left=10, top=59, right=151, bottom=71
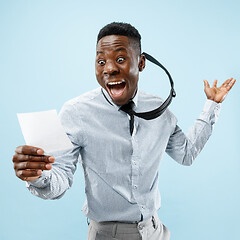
left=138, top=90, right=164, bottom=101
left=59, top=88, right=103, bottom=117
left=63, top=87, right=102, bottom=108
left=138, top=90, right=164, bottom=109
left=138, top=89, right=176, bottom=122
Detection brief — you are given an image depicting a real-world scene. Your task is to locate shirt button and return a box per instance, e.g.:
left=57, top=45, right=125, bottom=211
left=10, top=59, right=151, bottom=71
left=134, top=185, right=137, bottom=189
left=138, top=225, right=143, bottom=230
left=141, top=206, right=145, bottom=209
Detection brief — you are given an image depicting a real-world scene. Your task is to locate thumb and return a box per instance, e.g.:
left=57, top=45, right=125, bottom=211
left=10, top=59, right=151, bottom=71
left=203, top=80, right=210, bottom=89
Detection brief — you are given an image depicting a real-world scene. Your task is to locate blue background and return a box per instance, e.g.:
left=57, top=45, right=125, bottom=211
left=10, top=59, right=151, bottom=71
left=1, top=0, right=239, bottom=239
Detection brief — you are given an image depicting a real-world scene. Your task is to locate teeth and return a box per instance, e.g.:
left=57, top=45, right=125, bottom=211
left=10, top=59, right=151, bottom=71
left=108, top=81, right=125, bottom=86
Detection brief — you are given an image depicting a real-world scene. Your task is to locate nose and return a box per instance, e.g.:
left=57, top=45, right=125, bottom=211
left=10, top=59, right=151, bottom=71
left=103, top=60, right=119, bottom=76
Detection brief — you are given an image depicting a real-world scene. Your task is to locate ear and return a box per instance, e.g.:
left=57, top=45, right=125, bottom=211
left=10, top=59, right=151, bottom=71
left=138, top=54, right=146, bottom=72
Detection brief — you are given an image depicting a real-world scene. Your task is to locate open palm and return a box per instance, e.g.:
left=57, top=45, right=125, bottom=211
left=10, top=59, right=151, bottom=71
left=203, top=78, right=236, bottom=103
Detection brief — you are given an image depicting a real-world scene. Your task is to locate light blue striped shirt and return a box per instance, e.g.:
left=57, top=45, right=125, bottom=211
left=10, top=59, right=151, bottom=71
left=27, top=87, right=221, bottom=222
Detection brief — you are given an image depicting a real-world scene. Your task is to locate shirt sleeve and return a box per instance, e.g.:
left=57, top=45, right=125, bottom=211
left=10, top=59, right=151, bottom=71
left=165, top=99, right=221, bottom=166
left=26, top=102, right=85, bottom=199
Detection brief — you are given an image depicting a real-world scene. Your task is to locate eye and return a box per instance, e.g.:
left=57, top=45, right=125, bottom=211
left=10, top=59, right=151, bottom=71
left=116, top=57, right=125, bottom=63
left=98, top=59, right=105, bottom=66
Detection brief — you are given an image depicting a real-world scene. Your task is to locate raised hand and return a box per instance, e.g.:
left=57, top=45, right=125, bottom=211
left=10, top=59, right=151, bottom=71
left=203, top=78, right=236, bottom=103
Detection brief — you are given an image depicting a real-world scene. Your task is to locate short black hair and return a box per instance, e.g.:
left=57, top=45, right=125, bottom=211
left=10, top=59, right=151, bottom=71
left=97, top=22, right=141, bottom=54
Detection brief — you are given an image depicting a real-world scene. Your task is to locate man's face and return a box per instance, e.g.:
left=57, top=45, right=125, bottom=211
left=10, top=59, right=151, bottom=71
left=95, top=35, right=145, bottom=105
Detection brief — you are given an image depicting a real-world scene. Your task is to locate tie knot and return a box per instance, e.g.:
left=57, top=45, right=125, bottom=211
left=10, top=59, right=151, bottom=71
left=120, top=101, right=135, bottom=115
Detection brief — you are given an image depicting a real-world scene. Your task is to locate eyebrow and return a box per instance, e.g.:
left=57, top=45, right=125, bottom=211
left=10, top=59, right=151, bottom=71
left=96, top=47, right=127, bottom=55
left=114, top=47, right=127, bottom=52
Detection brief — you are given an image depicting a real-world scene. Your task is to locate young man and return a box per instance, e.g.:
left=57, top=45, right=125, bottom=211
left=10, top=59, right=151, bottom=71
left=12, top=22, right=236, bottom=240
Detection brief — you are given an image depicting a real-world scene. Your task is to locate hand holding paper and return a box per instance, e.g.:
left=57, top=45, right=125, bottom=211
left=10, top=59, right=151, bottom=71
left=13, top=109, right=73, bottom=182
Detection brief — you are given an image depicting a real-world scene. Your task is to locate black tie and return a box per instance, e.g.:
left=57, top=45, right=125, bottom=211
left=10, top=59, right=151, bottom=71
left=120, top=101, right=135, bottom=135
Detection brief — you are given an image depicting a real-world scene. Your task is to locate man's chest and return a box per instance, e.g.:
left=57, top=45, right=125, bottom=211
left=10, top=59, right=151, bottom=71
left=79, top=109, right=174, bottom=175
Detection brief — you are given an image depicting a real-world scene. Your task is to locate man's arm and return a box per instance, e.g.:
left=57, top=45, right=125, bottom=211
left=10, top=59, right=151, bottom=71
left=13, top=143, right=80, bottom=200
left=166, top=78, right=236, bottom=165
left=12, top=101, right=84, bottom=199
left=25, top=144, right=80, bottom=199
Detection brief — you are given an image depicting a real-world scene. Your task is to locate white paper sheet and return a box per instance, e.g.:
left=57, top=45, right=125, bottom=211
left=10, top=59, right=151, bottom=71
left=17, top=110, right=73, bottom=153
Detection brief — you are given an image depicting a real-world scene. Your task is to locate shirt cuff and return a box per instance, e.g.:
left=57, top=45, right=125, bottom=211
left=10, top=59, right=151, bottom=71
left=26, top=170, right=50, bottom=189
left=202, top=99, right=221, bottom=123
left=203, top=99, right=221, bottom=111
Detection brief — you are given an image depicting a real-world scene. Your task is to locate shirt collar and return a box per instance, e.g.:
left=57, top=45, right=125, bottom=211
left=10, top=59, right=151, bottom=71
left=101, top=88, right=139, bottom=109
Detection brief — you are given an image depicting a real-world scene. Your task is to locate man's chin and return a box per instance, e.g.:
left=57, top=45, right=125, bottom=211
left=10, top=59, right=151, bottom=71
left=109, top=92, right=129, bottom=106
left=111, top=96, right=128, bottom=106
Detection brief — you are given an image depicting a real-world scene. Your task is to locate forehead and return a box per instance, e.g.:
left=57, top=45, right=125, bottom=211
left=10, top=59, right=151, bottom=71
left=96, top=35, right=133, bottom=53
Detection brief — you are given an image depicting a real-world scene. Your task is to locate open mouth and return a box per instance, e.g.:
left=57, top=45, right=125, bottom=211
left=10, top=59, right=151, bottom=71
left=106, top=80, right=126, bottom=98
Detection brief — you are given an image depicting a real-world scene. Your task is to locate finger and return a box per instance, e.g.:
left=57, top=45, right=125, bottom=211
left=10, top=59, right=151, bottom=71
left=23, top=176, right=42, bottom=182
left=14, top=161, right=52, bottom=171
left=213, top=80, right=218, bottom=87
left=12, top=154, right=55, bottom=163
left=15, top=145, right=44, bottom=155
left=226, top=79, right=236, bottom=91
left=222, top=78, right=233, bottom=87
left=203, top=80, right=210, bottom=88
left=16, top=169, right=42, bottom=180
